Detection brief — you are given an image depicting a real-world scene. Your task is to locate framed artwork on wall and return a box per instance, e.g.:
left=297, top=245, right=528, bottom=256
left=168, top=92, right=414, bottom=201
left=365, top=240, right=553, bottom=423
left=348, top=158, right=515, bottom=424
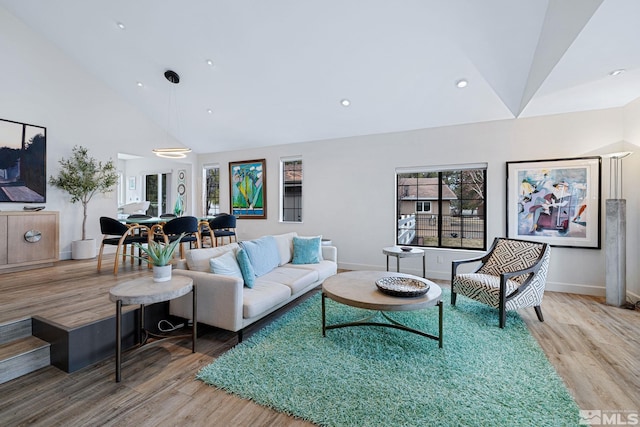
left=0, top=117, right=47, bottom=203
left=229, top=159, right=266, bottom=219
left=128, top=176, right=136, bottom=190
left=175, top=168, right=186, bottom=216
left=506, top=156, right=601, bottom=248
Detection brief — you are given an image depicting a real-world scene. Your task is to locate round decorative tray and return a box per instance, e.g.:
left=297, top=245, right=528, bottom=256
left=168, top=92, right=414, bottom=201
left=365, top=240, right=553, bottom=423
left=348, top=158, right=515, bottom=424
left=375, top=276, right=430, bottom=298
left=400, top=246, right=413, bottom=252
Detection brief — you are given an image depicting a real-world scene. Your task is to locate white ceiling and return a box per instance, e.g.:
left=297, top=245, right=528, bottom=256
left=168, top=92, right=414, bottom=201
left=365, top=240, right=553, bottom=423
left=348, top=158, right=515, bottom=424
left=2, top=0, right=640, bottom=154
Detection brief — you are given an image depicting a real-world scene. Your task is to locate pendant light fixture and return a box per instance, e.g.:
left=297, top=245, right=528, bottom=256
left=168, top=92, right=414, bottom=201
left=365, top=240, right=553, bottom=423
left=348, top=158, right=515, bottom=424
left=153, top=69, right=191, bottom=159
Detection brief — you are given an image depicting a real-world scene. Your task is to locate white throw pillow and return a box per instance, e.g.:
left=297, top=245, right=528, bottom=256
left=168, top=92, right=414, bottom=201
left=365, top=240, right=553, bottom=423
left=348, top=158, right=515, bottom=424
left=209, top=250, right=243, bottom=280
left=185, top=243, right=239, bottom=272
left=272, top=232, right=298, bottom=266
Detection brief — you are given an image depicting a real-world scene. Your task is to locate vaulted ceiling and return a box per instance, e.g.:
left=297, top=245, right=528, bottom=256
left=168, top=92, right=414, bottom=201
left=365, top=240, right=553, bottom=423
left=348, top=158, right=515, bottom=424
left=1, top=0, right=639, bottom=154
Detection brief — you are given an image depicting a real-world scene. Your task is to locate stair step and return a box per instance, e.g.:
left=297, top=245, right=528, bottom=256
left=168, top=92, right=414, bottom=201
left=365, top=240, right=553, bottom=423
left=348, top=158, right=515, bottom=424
left=0, top=336, right=50, bottom=384
left=0, top=318, right=32, bottom=345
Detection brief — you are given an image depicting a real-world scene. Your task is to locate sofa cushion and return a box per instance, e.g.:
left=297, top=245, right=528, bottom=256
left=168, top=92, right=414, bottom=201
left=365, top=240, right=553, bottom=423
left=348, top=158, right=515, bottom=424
left=209, top=250, right=243, bottom=280
left=243, top=281, right=291, bottom=319
left=239, top=236, right=280, bottom=276
left=185, top=243, right=239, bottom=272
left=257, top=267, right=319, bottom=295
left=288, top=260, right=338, bottom=282
left=272, top=232, right=298, bottom=266
left=236, top=248, right=256, bottom=288
left=292, top=236, right=323, bottom=264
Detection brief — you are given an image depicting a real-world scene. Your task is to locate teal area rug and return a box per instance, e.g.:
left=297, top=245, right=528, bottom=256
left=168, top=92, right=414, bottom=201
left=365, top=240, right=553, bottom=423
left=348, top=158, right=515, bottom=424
left=197, top=290, right=579, bottom=426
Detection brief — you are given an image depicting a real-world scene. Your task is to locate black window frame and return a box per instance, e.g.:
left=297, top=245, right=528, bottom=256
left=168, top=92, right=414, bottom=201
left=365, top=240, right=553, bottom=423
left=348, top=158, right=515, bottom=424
left=396, top=166, right=487, bottom=251
left=281, top=157, right=303, bottom=223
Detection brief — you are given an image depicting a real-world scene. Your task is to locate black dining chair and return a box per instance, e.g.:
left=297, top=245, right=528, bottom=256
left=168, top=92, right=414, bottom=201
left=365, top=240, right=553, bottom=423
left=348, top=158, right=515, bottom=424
left=198, top=219, right=214, bottom=247
left=154, top=216, right=201, bottom=259
left=97, top=217, right=150, bottom=275
left=208, top=214, right=237, bottom=246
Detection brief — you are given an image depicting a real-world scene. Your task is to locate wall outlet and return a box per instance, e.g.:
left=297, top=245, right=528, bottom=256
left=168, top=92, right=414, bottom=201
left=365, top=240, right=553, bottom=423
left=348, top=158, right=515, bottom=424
left=437, top=256, right=444, bottom=264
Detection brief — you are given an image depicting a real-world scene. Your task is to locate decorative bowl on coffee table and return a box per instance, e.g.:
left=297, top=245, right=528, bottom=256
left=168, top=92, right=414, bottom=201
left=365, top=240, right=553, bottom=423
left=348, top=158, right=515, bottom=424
left=375, top=276, right=430, bottom=297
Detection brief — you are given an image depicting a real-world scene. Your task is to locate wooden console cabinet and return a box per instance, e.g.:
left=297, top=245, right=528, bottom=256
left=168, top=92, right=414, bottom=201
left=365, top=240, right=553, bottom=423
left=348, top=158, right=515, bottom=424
left=0, top=211, right=59, bottom=273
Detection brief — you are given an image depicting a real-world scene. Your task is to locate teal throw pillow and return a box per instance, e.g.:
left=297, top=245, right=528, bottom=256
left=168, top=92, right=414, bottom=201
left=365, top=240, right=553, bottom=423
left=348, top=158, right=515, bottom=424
left=239, top=236, right=280, bottom=276
left=292, top=236, right=322, bottom=264
left=236, top=248, right=256, bottom=288
left=209, top=251, right=243, bottom=281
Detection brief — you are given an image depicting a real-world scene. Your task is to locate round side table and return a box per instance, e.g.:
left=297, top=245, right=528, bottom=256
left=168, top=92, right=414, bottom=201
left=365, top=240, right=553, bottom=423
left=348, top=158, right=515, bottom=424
left=382, top=246, right=426, bottom=278
left=109, top=275, right=196, bottom=382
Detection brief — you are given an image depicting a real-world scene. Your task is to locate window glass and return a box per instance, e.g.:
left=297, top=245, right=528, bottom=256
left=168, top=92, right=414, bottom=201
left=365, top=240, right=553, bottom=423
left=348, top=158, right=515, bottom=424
left=203, top=165, right=220, bottom=216
left=281, top=158, right=302, bottom=222
left=396, top=166, right=486, bottom=250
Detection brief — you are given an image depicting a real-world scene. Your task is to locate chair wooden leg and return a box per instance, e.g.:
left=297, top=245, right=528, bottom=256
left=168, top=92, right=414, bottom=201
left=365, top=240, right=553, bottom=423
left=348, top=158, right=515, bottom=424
left=97, top=243, right=105, bottom=271
left=534, top=306, right=544, bottom=322
left=113, top=245, right=121, bottom=275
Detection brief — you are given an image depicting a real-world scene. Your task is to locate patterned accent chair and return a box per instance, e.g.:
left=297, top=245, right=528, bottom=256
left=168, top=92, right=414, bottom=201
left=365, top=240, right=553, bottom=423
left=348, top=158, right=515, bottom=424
left=451, top=237, right=550, bottom=328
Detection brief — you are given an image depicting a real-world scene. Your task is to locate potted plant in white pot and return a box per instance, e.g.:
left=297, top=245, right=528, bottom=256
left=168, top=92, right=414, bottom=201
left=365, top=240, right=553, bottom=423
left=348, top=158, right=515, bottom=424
left=131, top=234, right=184, bottom=282
left=49, top=145, right=118, bottom=259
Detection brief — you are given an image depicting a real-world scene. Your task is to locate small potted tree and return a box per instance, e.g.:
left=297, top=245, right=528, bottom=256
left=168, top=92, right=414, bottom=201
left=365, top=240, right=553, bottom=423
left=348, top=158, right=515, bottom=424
left=49, top=145, right=118, bottom=259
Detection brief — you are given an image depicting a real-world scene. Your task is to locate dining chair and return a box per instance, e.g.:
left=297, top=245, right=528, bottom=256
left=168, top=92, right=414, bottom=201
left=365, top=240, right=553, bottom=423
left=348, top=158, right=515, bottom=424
left=154, top=216, right=201, bottom=259
left=198, top=219, right=214, bottom=247
left=97, top=217, right=151, bottom=275
left=208, top=214, right=237, bottom=247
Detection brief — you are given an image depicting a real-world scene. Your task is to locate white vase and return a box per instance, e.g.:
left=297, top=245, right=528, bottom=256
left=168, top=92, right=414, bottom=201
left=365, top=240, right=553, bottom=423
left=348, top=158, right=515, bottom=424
left=152, top=264, right=172, bottom=282
left=72, top=239, right=97, bottom=260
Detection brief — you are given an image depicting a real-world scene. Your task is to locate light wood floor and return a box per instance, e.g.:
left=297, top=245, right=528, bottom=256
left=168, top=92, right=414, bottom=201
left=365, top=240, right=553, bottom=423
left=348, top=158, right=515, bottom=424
left=0, top=257, right=638, bottom=426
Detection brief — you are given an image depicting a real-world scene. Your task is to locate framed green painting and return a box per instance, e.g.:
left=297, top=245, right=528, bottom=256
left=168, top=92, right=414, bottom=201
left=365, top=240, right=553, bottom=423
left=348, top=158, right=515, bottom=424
left=229, top=159, right=266, bottom=219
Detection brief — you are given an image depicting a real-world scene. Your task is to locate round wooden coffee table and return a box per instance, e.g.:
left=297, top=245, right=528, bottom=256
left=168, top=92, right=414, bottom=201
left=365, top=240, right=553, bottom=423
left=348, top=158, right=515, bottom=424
left=321, top=270, right=442, bottom=347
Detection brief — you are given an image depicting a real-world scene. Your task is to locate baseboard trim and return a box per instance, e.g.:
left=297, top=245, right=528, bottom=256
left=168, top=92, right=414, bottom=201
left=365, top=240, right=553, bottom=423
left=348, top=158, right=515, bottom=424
left=336, top=262, right=632, bottom=298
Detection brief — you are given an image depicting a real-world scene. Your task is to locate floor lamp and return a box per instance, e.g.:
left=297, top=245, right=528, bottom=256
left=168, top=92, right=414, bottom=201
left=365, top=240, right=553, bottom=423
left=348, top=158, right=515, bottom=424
left=605, top=151, right=632, bottom=307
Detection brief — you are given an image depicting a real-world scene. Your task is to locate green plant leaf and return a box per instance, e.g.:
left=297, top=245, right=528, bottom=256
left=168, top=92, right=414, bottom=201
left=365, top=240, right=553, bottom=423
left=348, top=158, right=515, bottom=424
left=130, top=233, right=186, bottom=266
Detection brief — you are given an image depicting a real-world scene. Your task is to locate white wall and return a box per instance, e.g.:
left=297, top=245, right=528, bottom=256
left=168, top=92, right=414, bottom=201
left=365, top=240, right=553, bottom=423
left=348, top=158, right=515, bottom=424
left=120, top=156, right=195, bottom=215
left=199, top=107, right=640, bottom=299
left=0, top=8, right=194, bottom=259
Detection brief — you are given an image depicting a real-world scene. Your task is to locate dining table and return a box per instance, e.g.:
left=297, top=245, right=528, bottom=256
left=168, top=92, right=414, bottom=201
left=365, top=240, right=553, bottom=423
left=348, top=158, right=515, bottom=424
left=122, top=216, right=164, bottom=225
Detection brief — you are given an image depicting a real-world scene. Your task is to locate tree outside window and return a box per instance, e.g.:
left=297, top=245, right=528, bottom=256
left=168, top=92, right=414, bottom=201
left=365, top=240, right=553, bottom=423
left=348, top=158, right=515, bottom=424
left=204, top=165, right=220, bottom=216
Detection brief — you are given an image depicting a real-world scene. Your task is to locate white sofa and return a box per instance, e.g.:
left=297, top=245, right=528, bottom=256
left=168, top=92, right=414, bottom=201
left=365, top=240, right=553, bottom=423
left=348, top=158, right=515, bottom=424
left=169, top=232, right=337, bottom=341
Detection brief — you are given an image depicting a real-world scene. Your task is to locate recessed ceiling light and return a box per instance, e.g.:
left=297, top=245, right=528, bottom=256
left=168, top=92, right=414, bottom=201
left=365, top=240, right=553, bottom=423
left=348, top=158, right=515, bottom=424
left=136, top=81, right=143, bottom=87
left=206, top=59, right=215, bottom=67
left=207, top=109, right=213, bottom=114
left=609, top=69, right=625, bottom=77
left=340, top=99, right=351, bottom=107
left=116, top=22, right=126, bottom=30
left=455, top=79, right=468, bottom=88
